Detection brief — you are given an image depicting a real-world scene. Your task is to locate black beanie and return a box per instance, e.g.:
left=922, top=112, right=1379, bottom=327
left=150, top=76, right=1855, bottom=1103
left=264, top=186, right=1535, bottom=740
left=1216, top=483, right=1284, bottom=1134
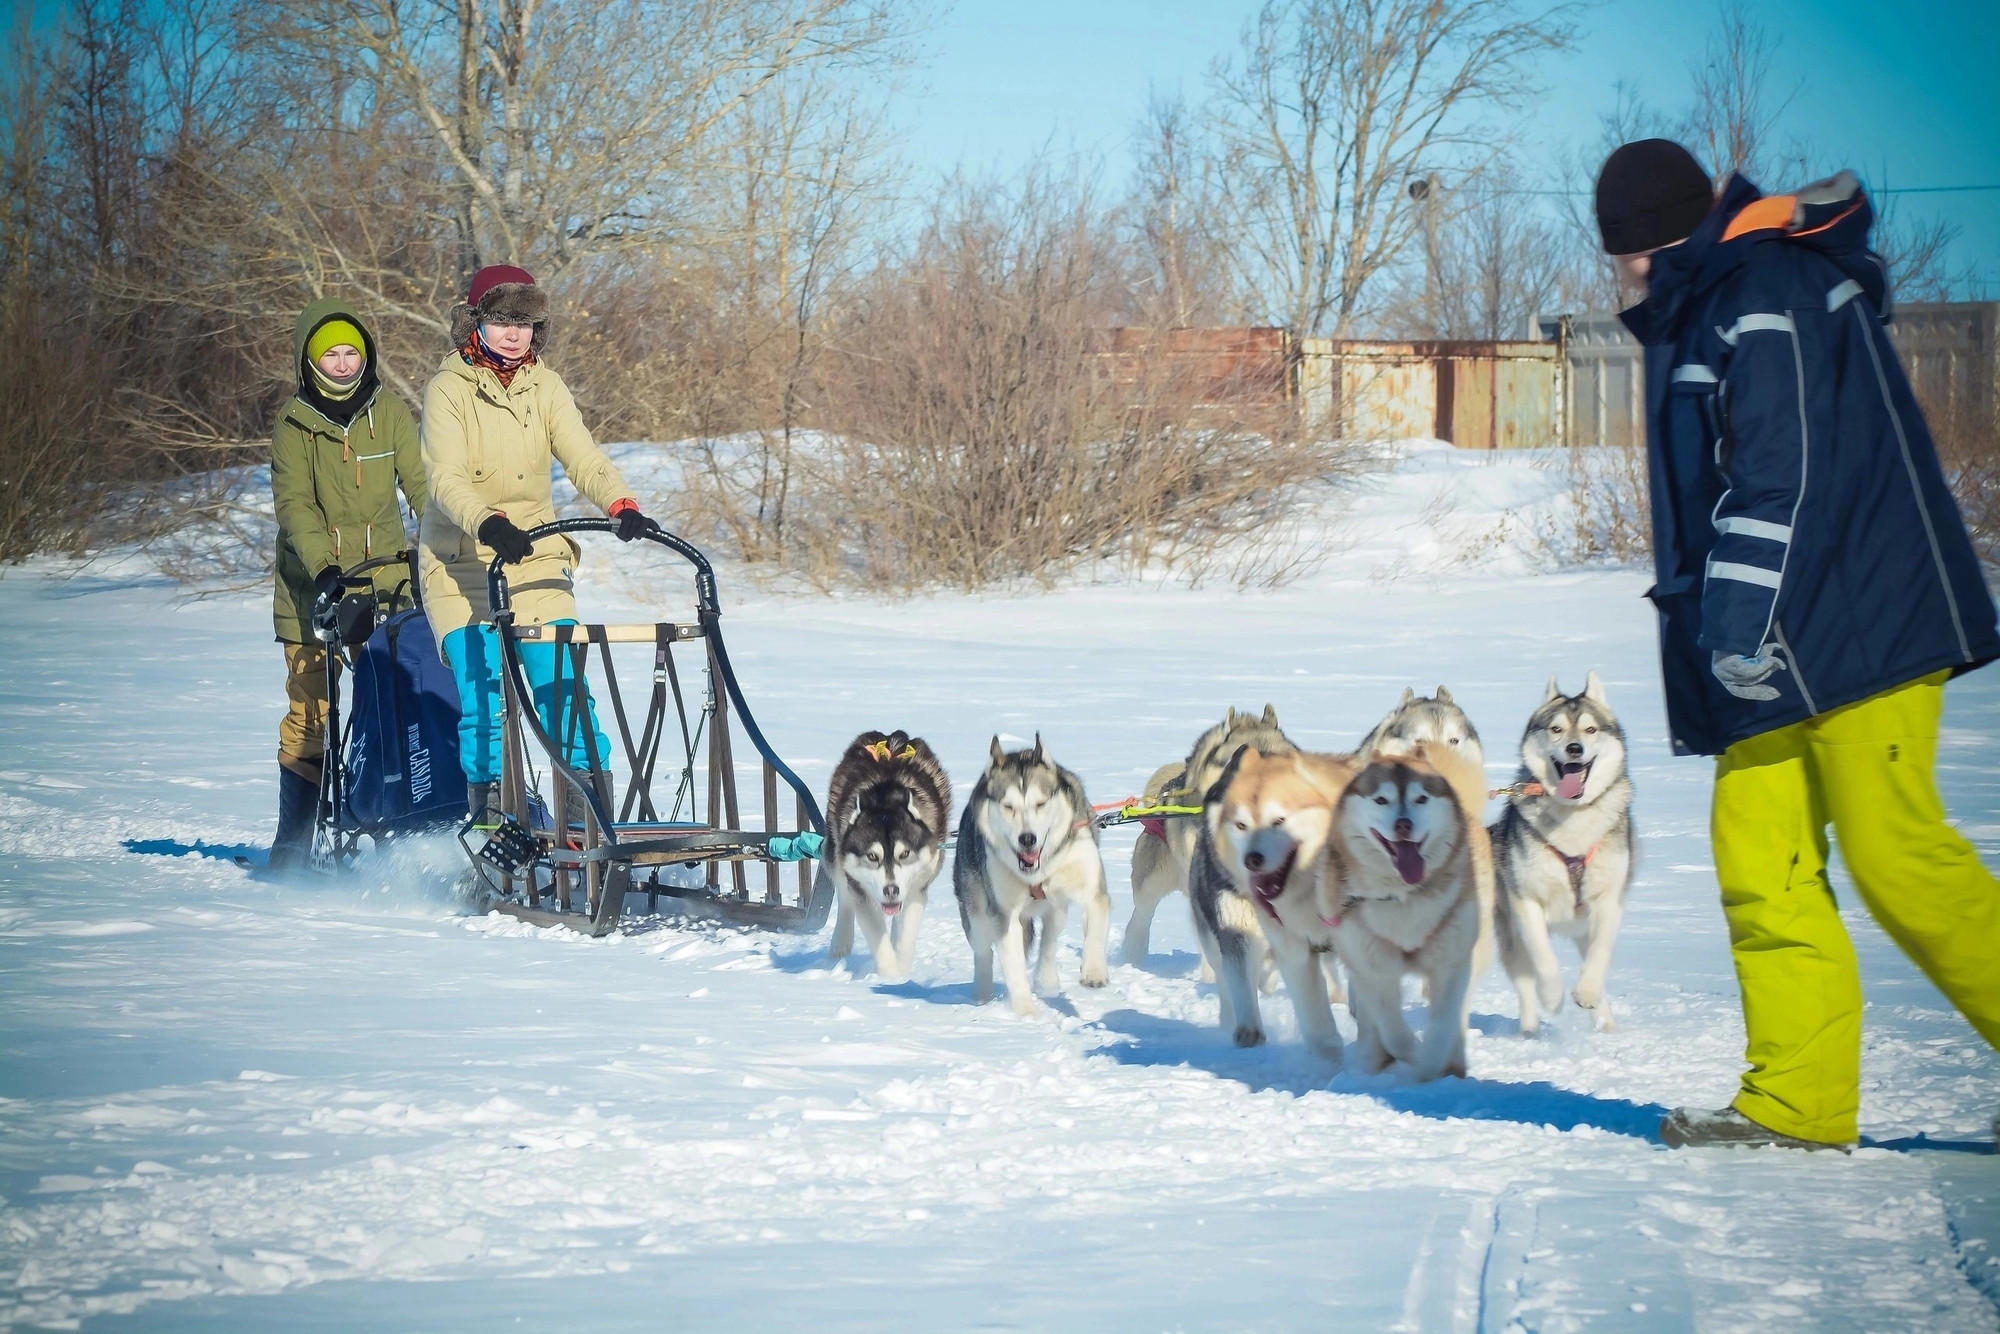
left=1595, top=139, right=1715, bottom=255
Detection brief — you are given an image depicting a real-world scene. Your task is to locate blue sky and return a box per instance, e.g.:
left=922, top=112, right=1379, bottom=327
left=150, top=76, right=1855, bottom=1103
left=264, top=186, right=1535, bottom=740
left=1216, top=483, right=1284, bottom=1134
left=885, top=0, right=2000, bottom=291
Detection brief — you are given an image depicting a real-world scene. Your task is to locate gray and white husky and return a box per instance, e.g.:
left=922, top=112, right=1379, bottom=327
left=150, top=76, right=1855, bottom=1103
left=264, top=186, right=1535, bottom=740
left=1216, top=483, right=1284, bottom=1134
left=825, top=730, right=952, bottom=982
left=1490, top=673, right=1636, bottom=1034
left=1360, top=686, right=1485, bottom=771
left=954, top=735, right=1110, bottom=1015
left=1124, top=705, right=1295, bottom=969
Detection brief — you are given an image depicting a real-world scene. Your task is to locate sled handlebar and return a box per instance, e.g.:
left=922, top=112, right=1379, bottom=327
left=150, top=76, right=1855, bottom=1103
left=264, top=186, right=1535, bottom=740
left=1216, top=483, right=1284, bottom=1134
left=485, top=519, right=718, bottom=621
left=311, top=551, right=421, bottom=643
left=333, top=551, right=414, bottom=590
left=484, top=518, right=826, bottom=837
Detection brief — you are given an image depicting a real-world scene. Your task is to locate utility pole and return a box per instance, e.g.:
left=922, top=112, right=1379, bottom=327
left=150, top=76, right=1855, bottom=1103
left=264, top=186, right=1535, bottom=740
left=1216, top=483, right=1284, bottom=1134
left=1408, top=176, right=1439, bottom=333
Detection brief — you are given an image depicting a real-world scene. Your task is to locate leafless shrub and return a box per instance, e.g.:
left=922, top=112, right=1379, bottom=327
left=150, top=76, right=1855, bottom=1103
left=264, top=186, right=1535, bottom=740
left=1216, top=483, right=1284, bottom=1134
left=0, top=294, right=118, bottom=562
left=1533, top=440, right=1652, bottom=566
left=1925, top=389, right=2000, bottom=571
left=685, top=174, right=1363, bottom=592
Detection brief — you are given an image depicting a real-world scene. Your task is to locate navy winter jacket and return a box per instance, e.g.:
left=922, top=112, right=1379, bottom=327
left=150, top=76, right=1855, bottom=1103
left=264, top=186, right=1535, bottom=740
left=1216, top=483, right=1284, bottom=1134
left=1622, top=172, right=1998, bottom=757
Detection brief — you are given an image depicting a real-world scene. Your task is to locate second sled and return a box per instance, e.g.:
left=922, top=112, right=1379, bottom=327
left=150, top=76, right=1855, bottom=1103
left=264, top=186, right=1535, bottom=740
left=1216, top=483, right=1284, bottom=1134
left=460, top=518, right=830, bottom=936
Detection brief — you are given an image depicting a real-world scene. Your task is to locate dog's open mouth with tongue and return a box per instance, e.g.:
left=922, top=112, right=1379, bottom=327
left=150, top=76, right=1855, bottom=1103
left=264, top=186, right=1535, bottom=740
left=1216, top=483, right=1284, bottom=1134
left=1015, top=846, right=1042, bottom=875
left=1553, top=758, right=1593, bottom=802
left=1247, top=848, right=1297, bottom=914
left=1371, top=830, right=1427, bottom=886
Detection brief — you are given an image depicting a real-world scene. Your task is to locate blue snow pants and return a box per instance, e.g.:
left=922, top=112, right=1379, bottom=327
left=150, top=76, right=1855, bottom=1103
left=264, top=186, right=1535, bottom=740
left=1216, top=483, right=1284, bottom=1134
left=444, top=622, right=613, bottom=786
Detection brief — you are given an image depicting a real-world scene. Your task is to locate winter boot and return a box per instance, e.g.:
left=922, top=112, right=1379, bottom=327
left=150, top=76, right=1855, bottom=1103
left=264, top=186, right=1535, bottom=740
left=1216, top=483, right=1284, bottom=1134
left=270, top=764, right=319, bottom=872
left=1660, top=1106, right=1853, bottom=1152
left=467, top=782, right=496, bottom=821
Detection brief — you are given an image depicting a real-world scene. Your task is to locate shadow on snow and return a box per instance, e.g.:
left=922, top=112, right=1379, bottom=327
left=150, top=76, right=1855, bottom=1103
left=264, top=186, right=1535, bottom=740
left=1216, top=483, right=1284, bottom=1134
left=1090, top=1005, right=1672, bottom=1142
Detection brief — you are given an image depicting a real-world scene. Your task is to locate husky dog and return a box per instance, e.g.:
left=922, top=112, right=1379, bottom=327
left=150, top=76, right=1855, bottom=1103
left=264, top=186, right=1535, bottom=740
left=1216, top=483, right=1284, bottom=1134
left=1490, top=673, right=1636, bottom=1035
left=825, top=731, right=952, bottom=982
left=1199, top=746, right=1362, bottom=1059
left=1360, top=686, right=1485, bottom=771
left=954, top=736, right=1110, bottom=1015
left=1124, top=705, right=1294, bottom=971
left=1361, top=685, right=1496, bottom=1004
left=1324, top=744, right=1490, bottom=1081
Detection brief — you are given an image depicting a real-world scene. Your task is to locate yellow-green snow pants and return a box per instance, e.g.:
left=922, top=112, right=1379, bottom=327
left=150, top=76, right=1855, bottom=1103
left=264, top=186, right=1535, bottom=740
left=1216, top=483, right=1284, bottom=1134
left=1712, top=670, right=2000, bottom=1144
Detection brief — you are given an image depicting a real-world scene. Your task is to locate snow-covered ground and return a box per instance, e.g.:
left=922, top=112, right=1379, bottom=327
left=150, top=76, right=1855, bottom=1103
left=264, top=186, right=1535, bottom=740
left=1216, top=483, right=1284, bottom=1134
left=2, top=444, right=1997, bottom=1331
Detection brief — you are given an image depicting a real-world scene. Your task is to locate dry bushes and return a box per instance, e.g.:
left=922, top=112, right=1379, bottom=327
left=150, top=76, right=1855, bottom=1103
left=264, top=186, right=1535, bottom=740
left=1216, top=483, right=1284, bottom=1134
left=678, top=179, right=1362, bottom=592
left=1928, top=392, right=2000, bottom=571
left=1541, top=437, right=1652, bottom=566
left=0, top=290, right=117, bottom=561
left=1535, top=383, right=1996, bottom=577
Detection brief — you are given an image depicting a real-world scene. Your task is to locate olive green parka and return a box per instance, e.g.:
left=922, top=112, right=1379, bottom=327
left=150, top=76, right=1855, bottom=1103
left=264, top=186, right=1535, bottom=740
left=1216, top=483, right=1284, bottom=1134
left=271, top=298, right=427, bottom=643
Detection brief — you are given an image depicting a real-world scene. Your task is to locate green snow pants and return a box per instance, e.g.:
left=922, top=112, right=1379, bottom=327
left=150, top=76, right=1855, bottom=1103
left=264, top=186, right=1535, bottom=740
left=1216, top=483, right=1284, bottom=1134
left=1712, top=670, right=2000, bottom=1145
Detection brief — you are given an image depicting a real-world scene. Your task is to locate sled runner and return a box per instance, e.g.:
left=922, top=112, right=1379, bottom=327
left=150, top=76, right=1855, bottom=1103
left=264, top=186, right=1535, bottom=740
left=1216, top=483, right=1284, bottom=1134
left=310, top=551, right=468, bottom=868
left=460, top=519, right=830, bottom=936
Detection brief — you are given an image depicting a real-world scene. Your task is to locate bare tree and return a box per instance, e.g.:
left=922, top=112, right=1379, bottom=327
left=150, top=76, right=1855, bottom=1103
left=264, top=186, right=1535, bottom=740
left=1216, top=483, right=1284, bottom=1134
left=1392, top=168, right=1585, bottom=338
left=330, top=0, right=899, bottom=284
left=1208, top=0, right=1578, bottom=337
left=1128, top=89, right=1239, bottom=328
left=1682, top=1, right=1803, bottom=187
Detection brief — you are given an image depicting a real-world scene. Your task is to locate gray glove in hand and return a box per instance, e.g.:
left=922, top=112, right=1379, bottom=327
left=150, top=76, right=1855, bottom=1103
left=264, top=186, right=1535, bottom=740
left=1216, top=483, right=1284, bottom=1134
left=1712, top=648, right=1788, bottom=701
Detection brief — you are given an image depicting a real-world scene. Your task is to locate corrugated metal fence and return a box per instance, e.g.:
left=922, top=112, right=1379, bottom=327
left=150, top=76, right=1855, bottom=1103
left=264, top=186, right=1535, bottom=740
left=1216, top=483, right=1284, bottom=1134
left=1100, top=304, right=1996, bottom=448
left=1298, top=338, right=1561, bottom=449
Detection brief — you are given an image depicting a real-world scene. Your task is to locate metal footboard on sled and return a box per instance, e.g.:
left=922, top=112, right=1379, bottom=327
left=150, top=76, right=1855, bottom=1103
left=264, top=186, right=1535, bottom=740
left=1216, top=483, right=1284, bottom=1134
left=459, top=519, right=830, bottom=936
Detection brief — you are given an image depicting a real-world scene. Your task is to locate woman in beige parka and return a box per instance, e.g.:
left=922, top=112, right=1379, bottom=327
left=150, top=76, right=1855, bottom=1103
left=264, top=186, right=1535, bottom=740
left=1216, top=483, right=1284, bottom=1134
left=418, top=264, right=660, bottom=810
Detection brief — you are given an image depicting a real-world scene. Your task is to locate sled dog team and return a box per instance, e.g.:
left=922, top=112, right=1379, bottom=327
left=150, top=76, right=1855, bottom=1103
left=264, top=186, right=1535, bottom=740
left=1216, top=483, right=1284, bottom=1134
left=823, top=675, right=1636, bottom=1081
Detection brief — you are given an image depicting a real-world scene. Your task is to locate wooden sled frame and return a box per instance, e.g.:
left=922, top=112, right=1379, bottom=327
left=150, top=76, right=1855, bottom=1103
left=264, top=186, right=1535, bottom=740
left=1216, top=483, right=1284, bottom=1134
left=465, top=518, right=830, bottom=936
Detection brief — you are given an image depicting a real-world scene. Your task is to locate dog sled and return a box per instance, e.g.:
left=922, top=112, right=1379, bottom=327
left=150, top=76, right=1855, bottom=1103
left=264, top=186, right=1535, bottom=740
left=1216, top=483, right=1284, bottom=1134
left=459, top=518, right=830, bottom=937
left=310, top=551, right=468, bottom=868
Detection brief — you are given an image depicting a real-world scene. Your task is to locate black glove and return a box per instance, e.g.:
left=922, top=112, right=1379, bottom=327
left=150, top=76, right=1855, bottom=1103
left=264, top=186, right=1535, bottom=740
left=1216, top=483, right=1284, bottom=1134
left=312, top=565, right=345, bottom=610
left=478, top=513, right=535, bottom=564
left=614, top=504, right=660, bottom=542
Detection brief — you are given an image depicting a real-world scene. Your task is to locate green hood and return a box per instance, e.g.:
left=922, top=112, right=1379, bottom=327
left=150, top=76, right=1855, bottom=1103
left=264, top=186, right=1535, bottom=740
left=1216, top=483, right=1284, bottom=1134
left=292, top=296, right=376, bottom=395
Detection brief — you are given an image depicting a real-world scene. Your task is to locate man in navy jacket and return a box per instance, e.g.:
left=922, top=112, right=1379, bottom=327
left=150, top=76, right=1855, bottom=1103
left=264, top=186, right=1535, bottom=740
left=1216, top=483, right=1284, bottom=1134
left=1598, top=139, right=2000, bottom=1149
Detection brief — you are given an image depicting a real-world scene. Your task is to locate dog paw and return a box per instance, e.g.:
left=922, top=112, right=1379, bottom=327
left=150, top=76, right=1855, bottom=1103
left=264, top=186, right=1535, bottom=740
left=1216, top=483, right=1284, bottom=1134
left=1590, top=1007, right=1618, bottom=1034
left=1571, top=982, right=1603, bottom=1010
left=1517, top=1015, right=1541, bottom=1038
left=1080, top=967, right=1109, bottom=988
left=1306, top=1037, right=1345, bottom=1065
left=1354, top=1041, right=1393, bottom=1074
left=1232, top=1023, right=1266, bottom=1049
left=1537, top=981, right=1563, bottom=1012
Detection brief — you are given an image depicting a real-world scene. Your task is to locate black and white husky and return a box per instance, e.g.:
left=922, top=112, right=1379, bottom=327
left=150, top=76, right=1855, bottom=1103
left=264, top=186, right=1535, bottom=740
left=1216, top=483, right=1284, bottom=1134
left=953, top=736, right=1110, bottom=1015
left=1360, top=685, right=1485, bottom=771
left=825, top=731, right=952, bottom=983
left=1490, top=673, right=1636, bottom=1034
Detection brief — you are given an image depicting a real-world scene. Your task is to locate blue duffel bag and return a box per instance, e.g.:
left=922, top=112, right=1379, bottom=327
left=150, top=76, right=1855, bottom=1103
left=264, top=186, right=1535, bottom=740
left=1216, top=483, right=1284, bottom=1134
left=342, top=609, right=466, bottom=831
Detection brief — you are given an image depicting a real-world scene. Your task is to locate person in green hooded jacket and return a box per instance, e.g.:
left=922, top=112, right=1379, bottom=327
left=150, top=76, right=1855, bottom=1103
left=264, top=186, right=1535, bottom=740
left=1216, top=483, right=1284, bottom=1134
left=269, top=298, right=428, bottom=870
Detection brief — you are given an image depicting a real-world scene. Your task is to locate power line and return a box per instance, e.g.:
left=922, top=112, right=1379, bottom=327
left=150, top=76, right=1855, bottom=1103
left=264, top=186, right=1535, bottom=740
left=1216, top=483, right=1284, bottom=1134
left=1494, top=184, right=2000, bottom=197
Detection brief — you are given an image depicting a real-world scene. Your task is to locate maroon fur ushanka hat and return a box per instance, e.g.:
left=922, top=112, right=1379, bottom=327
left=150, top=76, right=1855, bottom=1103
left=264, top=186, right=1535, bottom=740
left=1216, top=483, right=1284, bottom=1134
left=449, top=263, right=550, bottom=355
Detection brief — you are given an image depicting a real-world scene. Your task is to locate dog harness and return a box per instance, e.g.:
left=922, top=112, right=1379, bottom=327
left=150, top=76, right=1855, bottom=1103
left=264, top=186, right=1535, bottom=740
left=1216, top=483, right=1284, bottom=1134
left=1502, top=786, right=1605, bottom=912
left=1020, top=816, right=1096, bottom=901
left=1551, top=845, right=1600, bottom=908
left=1321, top=889, right=1456, bottom=958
